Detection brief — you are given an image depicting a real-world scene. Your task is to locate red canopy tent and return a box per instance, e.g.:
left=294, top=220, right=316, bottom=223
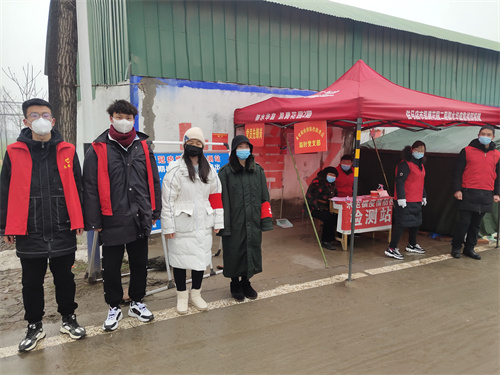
left=234, top=60, right=500, bottom=280
left=235, top=60, right=499, bottom=129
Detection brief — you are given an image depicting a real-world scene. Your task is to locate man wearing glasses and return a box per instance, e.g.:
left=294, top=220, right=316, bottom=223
left=0, top=98, right=86, bottom=352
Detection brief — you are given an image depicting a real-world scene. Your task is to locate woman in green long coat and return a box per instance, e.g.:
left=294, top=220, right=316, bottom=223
left=218, top=135, right=274, bottom=301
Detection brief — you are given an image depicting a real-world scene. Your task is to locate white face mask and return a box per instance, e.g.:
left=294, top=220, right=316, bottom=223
left=112, top=118, right=135, bottom=133
left=31, top=118, right=53, bottom=136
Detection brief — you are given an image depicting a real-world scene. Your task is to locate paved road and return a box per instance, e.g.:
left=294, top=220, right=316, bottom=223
left=1, top=240, right=498, bottom=375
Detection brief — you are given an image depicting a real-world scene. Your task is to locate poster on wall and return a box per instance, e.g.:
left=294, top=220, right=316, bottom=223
left=212, top=133, right=229, bottom=150
left=294, top=120, right=327, bottom=154
left=244, top=123, right=265, bottom=147
left=151, top=152, right=230, bottom=233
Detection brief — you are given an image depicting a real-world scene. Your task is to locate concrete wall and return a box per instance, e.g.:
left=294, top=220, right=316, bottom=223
left=79, top=78, right=348, bottom=218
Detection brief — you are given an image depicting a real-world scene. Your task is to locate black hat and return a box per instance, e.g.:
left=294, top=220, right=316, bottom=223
left=231, top=135, right=253, bottom=153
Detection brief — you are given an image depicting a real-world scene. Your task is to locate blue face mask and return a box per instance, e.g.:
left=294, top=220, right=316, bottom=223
left=326, top=175, right=336, bottom=183
left=412, top=152, right=424, bottom=160
left=478, top=136, right=492, bottom=145
left=236, top=149, right=251, bottom=160
left=340, top=164, right=351, bottom=171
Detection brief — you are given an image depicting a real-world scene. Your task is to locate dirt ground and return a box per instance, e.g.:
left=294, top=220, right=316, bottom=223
left=0, top=234, right=223, bottom=333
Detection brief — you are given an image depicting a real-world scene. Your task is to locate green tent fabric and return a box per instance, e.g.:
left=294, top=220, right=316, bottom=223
left=360, top=128, right=500, bottom=236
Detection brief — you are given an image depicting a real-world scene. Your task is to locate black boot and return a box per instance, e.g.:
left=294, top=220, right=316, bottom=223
left=241, top=279, right=258, bottom=300
left=463, top=249, right=481, bottom=260
left=451, top=248, right=462, bottom=258
left=230, top=280, right=245, bottom=302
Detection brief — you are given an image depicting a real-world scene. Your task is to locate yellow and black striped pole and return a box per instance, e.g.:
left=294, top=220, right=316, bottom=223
left=348, top=118, right=362, bottom=281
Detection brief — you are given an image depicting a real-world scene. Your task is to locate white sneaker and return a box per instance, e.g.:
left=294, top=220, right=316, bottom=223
left=406, top=244, right=426, bottom=254
left=102, top=307, right=122, bottom=331
left=128, top=301, right=154, bottom=322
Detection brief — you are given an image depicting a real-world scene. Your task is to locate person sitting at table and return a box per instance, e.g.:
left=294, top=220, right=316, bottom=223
left=335, top=154, right=354, bottom=197
left=385, top=141, right=427, bottom=260
left=305, top=167, right=338, bottom=250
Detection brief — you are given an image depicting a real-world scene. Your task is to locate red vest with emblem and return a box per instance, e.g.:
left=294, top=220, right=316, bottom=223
left=335, top=167, right=354, bottom=197
left=5, top=142, right=83, bottom=235
left=462, top=146, right=500, bottom=190
left=394, top=161, right=425, bottom=202
left=92, top=140, right=156, bottom=216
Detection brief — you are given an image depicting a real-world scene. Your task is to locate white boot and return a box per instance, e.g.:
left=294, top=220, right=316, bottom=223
left=190, top=288, right=208, bottom=311
left=176, top=290, right=189, bottom=315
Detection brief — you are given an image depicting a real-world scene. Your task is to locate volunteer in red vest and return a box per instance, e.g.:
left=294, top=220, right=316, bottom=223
left=385, top=141, right=427, bottom=260
left=83, top=100, right=161, bottom=331
left=451, top=125, right=500, bottom=260
left=335, top=154, right=354, bottom=197
left=0, top=98, right=86, bottom=352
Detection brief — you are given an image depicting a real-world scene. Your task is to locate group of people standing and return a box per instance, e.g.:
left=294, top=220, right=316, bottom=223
left=306, top=126, right=500, bottom=263
left=0, top=98, right=272, bottom=352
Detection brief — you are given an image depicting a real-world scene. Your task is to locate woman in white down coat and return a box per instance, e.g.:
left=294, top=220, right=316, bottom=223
left=161, top=127, right=224, bottom=314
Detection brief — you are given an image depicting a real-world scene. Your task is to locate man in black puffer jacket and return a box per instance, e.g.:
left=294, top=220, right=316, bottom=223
left=0, top=98, right=86, bottom=352
left=83, top=100, right=161, bottom=332
left=451, top=125, right=500, bottom=260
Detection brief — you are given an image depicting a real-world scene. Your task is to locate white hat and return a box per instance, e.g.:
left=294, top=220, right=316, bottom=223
left=183, top=127, right=205, bottom=148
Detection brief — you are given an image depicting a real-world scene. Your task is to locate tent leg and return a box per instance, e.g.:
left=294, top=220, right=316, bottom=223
left=348, top=118, right=362, bottom=281
left=284, top=129, right=328, bottom=267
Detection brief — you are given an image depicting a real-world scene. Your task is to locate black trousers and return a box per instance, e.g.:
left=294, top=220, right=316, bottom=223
left=102, top=237, right=148, bottom=308
left=389, top=226, right=419, bottom=249
left=20, top=252, right=77, bottom=324
left=451, top=210, right=486, bottom=252
left=311, top=210, right=337, bottom=242
left=173, top=268, right=204, bottom=291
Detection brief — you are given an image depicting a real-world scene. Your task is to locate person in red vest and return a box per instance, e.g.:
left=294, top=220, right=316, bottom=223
left=83, top=100, right=161, bottom=331
left=0, top=98, right=86, bottom=352
left=451, top=125, right=500, bottom=260
left=385, top=141, right=427, bottom=260
left=335, top=154, right=354, bottom=197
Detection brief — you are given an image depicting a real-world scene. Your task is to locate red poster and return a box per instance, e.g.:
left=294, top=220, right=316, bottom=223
left=333, top=197, right=393, bottom=234
left=244, top=123, right=265, bottom=147
left=294, top=121, right=327, bottom=154
left=212, top=133, right=228, bottom=151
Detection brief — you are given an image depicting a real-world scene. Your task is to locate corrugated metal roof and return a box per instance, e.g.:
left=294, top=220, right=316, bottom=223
left=265, top=0, right=500, bottom=52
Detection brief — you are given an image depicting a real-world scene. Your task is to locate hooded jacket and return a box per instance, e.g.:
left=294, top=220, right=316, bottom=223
left=83, top=129, right=161, bottom=246
left=0, top=128, right=83, bottom=258
left=217, top=135, right=273, bottom=279
left=453, top=138, right=500, bottom=213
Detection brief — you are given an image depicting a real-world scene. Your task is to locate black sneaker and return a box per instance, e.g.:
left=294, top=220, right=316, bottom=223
left=406, top=244, right=426, bottom=254
left=385, top=247, right=404, bottom=260
left=241, top=280, right=258, bottom=300
left=60, top=314, right=86, bottom=339
left=18, top=322, right=45, bottom=352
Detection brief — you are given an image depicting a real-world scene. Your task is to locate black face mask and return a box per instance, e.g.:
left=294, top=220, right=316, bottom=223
left=184, top=144, right=203, bottom=157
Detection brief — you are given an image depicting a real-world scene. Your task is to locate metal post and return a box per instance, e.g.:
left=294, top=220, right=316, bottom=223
left=348, top=118, right=362, bottom=281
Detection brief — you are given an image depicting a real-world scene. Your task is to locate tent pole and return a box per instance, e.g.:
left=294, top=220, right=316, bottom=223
left=496, top=202, right=500, bottom=248
left=371, top=136, right=392, bottom=196
left=348, top=118, right=362, bottom=281
left=284, top=129, right=328, bottom=267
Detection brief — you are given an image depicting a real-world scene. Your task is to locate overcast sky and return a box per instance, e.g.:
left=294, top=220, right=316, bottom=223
left=0, top=0, right=499, bottom=102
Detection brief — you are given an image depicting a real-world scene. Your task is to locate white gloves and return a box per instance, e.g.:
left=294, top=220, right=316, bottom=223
left=422, top=198, right=427, bottom=206
left=397, top=199, right=407, bottom=208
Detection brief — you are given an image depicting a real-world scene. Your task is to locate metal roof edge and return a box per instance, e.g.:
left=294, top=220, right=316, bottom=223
left=264, top=0, right=500, bottom=53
